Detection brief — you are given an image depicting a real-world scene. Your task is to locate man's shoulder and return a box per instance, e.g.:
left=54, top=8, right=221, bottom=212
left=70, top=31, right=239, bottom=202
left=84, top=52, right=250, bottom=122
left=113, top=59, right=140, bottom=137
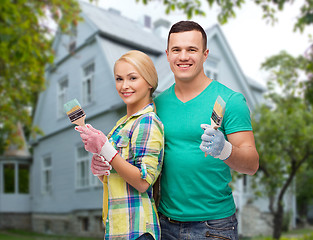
left=213, top=81, right=245, bottom=102
left=214, top=81, right=235, bottom=94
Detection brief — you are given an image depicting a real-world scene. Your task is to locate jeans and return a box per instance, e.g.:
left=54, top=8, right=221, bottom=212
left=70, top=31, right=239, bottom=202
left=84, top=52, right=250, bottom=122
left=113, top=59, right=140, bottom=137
left=136, top=232, right=155, bottom=240
left=159, top=212, right=238, bottom=240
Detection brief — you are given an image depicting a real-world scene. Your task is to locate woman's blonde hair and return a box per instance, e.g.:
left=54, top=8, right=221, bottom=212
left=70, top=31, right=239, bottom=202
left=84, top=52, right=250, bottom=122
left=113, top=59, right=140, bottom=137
left=114, top=50, right=158, bottom=97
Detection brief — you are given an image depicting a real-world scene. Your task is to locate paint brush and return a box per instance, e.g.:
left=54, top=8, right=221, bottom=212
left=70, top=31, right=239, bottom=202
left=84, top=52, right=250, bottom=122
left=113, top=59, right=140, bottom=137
left=205, top=96, right=226, bottom=157
left=64, top=98, right=86, bottom=127
left=210, top=96, right=226, bottom=130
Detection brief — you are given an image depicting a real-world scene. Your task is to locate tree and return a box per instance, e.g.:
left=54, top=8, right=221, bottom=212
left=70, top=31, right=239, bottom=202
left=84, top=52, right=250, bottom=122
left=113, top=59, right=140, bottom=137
left=0, top=0, right=82, bottom=154
left=251, top=51, right=313, bottom=239
left=139, top=0, right=313, bottom=32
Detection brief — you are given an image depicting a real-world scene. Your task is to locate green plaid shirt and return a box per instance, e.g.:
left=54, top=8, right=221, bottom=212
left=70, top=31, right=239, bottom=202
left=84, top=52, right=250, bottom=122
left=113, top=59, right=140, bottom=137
left=104, top=104, right=164, bottom=240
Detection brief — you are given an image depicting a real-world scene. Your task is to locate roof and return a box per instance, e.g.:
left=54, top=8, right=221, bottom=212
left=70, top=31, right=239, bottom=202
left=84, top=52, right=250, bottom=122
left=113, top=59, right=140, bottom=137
left=3, top=123, right=31, bottom=159
left=246, top=77, right=267, bottom=92
left=206, top=24, right=262, bottom=108
left=79, top=1, right=165, bottom=54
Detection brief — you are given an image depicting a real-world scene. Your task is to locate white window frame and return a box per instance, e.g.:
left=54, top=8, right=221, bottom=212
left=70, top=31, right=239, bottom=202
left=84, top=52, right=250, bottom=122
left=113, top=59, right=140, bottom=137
left=57, top=77, right=68, bottom=118
left=76, top=145, right=102, bottom=189
left=76, top=146, right=90, bottom=188
left=42, top=155, right=52, bottom=195
left=82, top=61, right=95, bottom=106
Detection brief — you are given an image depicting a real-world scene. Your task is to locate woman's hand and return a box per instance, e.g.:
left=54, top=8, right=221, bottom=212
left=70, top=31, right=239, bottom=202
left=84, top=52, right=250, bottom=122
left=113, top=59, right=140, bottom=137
left=75, top=124, right=118, bottom=162
left=75, top=124, right=107, bottom=154
left=91, top=154, right=112, bottom=176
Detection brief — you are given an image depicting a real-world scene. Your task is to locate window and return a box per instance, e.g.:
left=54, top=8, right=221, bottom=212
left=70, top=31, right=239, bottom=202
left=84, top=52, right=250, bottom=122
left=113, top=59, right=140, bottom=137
left=18, top=164, right=29, bottom=193
left=42, top=156, right=52, bottom=194
left=76, top=146, right=90, bottom=188
left=90, top=171, right=102, bottom=187
left=80, top=217, right=89, bottom=231
left=96, top=216, right=105, bottom=231
left=76, top=146, right=101, bottom=188
left=205, top=59, right=219, bottom=81
left=82, top=62, right=94, bottom=105
left=2, top=163, right=30, bottom=194
left=58, top=78, right=68, bottom=117
left=4, top=163, right=15, bottom=193
left=63, top=221, right=69, bottom=232
left=44, top=220, right=51, bottom=233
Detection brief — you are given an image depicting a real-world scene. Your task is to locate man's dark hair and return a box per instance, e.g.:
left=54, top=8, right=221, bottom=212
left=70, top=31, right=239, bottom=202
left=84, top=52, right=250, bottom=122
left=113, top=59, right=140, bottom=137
left=167, top=21, right=207, bottom=51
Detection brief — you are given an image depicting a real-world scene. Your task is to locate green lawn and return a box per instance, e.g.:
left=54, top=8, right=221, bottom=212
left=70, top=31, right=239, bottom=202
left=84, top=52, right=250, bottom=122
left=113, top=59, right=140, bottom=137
left=241, top=228, right=313, bottom=240
left=0, top=230, right=101, bottom=240
left=1, top=228, right=313, bottom=240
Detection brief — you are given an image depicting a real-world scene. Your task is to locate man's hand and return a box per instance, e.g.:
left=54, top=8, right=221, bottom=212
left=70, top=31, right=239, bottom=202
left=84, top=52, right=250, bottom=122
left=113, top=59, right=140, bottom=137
left=200, top=124, right=232, bottom=161
left=91, top=154, right=112, bottom=176
left=75, top=124, right=118, bottom=163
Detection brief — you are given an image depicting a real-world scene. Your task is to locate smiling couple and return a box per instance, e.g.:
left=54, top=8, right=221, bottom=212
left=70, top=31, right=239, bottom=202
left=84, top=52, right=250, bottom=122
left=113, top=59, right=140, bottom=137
left=74, top=20, right=259, bottom=240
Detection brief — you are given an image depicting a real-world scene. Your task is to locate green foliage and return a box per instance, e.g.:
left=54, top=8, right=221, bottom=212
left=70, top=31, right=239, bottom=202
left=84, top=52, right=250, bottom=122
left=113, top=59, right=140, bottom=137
left=296, top=166, right=313, bottom=219
left=137, top=0, right=312, bottom=32
left=251, top=50, right=313, bottom=239
left=252, top=51, right=313, bottom=197
left=137, top=0, right=206, bottom=19
left=0, top=0, right=82, bottom=154
left=303, top=42, right=313, bottom=105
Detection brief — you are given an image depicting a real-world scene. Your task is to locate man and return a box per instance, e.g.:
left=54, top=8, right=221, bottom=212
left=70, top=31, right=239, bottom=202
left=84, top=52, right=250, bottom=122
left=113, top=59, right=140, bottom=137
left=154, top=21, right=259, bottom=240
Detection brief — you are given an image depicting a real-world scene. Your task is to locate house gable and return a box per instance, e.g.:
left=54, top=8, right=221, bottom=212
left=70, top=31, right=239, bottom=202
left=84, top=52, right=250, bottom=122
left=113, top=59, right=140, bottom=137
left=205, top=25, right=261, bottom=110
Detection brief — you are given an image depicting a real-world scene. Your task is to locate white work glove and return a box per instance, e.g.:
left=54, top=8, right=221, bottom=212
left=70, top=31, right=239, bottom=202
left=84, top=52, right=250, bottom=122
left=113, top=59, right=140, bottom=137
left=75, top=124, right=118, bottom=163
left=200, top=124, right=232, bottom=160
left=90, top=154, right=112, bottom=176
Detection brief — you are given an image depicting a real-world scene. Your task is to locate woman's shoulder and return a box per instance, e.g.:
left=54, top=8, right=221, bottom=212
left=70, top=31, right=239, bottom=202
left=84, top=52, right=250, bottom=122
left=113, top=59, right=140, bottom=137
left=139, top=112, right=163, bottom=126
left=131, top=112, right=164, bottom=134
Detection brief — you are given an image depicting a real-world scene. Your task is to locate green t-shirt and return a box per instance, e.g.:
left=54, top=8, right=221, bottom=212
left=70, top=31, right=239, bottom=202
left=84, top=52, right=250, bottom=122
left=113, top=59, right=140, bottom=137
left=155, top=80, right=252, bottom=221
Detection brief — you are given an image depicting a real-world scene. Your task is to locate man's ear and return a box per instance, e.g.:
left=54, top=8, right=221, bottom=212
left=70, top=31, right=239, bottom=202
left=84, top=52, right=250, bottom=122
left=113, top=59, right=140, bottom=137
left=165, top=49, right=170, bottom=62
left=204, top=49, right=209, bottom=59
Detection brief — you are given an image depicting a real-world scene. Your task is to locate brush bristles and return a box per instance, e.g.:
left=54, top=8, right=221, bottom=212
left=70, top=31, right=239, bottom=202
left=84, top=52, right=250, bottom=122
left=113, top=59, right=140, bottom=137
left=66, top=105, right=81, bottom=115
left=64, top=98, right=85, bottom=124
left=64, top=98, right=81, bottom=113
left=211, top=96, right=226, bottom=127
left=213, top=96, right=226, bottom=117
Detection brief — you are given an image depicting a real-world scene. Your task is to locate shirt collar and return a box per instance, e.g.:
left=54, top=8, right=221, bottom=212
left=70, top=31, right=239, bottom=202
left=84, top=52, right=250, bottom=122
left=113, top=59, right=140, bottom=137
left=116, top=103, right=154, bottom=125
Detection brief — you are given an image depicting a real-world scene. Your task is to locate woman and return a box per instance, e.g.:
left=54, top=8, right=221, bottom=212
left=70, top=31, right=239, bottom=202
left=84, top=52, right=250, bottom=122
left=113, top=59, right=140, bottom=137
left=75, top=50, right=164, bottom=240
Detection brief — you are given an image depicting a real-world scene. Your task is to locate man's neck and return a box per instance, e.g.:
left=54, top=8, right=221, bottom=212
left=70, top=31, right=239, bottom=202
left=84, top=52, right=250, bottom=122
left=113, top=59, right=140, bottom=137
left=175, top=76, right=212, bottom=103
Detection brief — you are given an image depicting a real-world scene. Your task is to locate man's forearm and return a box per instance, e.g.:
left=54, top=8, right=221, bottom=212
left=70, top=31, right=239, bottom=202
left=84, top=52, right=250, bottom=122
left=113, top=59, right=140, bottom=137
left=224, top=145, right=259, bottom=175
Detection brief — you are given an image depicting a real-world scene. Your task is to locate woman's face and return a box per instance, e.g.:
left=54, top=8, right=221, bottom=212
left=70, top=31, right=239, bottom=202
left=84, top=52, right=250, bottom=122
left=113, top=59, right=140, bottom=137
left=114, top=60, right=152, bottom=115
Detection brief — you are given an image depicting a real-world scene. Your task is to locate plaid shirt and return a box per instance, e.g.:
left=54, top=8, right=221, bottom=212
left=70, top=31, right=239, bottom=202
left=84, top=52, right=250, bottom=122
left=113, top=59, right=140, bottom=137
left=104, top=103, right=164, bottom=240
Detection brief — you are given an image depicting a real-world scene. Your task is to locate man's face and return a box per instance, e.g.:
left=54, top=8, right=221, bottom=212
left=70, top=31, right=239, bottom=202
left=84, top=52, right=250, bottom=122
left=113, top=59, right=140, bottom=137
left=166, top=30, right=208, bottom=83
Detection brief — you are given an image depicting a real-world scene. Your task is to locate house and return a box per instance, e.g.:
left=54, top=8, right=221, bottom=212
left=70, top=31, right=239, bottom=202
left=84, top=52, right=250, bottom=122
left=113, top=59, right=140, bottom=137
left=0, top=123, right=32, bottom=231
left=1, top=1, right=295, bottom=238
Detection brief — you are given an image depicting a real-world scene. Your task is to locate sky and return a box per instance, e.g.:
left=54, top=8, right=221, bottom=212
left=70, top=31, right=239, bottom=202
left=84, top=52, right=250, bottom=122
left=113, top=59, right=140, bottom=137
left=89, top=0, right=312, bottom=87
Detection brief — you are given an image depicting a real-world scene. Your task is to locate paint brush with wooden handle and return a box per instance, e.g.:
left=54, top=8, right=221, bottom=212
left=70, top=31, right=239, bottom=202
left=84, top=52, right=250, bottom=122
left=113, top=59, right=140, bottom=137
left=205, top=96, right=226, bottom=157
left=64, top=98, right=86, bottom=127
